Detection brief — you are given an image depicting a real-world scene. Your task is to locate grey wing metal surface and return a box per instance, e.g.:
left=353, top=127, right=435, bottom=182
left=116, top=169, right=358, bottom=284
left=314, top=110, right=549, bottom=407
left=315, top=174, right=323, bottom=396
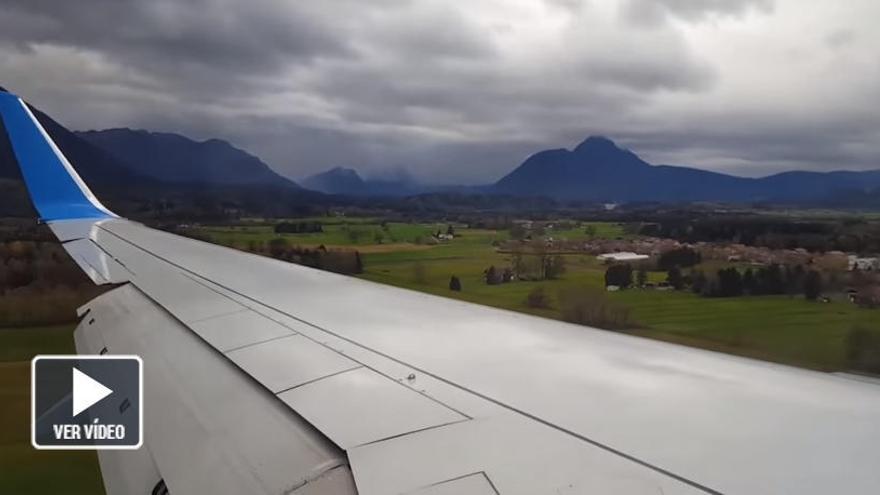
left=3, top=90, right=880, bottom=494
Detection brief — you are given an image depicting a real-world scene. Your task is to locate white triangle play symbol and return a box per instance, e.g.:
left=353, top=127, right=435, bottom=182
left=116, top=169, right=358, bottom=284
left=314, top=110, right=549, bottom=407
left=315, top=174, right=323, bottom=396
left=72, top=367, right=113, bottom=417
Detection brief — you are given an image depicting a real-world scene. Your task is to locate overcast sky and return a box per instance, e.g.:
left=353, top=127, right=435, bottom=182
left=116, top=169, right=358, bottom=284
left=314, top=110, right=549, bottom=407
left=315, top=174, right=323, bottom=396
left=0, top=0, right=877, bottom=183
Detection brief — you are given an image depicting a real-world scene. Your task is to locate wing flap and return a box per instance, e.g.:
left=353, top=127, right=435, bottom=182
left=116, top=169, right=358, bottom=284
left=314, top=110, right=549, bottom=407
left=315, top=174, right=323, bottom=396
left=188, top=309, right=295, bottom=352
left=278, top=367, right=467, bottom=449
left=226, top=334, right=361, bottom=393
left=78, top=284, right=355, bottom=494
left=63, top=238, right=131, bottom=284
left=348, top=413, right=705, bottom=495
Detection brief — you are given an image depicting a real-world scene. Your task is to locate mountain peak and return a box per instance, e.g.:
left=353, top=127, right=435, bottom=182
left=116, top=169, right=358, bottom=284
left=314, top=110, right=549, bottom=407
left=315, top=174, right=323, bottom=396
left=326, top=166, right=361, bottom=178
left=573, top=136, right=620, bottom=154
left=302, top=167, right=366, bottom=195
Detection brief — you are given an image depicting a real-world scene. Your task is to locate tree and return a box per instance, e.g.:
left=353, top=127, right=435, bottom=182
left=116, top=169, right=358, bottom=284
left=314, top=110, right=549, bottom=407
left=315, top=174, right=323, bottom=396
left=557, top=286, right=635, bottom=329
left=756, top=264, right=785, bottom=295
left=667, top=266, right=684, bottom=290
left=636, top=267, right=648, bottom=287
left=716, top=268, right=744, bottom=297
left=511, top=248, right=525, bottom=277
left=525, top=286, right=550, bottom=308
left=532, top=242, right=549, bottom=280
left=742, top=268, right=756, bottom=295
left=785, top=265, right=806, bottom=295
left=584, top=224, right=598, bottom=238
left=354, top=252, right=364, bottom=274
left=446, top=224, right=455, bottom=237
left=485, top=265, right=501, bottom=285
left=449, top=275, right=462, bottom=292
left=604, top=264, right=633, bottom=288
left=691, top=269, right=708, bottom=295
left=658, top=247, right=701, bottom=271
left=545, top=255, right=566, bottom=280
left=803, top=270, right=822, bottom=301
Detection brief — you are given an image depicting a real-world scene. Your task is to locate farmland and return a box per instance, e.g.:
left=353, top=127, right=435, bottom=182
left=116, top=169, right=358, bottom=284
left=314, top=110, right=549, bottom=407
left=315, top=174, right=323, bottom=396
left=183, top=218, right=880, bottom=372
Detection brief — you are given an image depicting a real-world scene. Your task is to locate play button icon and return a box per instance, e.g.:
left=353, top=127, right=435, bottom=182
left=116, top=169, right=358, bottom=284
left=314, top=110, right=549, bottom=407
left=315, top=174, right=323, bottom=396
left=32, top=355, right=142, bottom=449
left=72, top=367, right=113, bottom=417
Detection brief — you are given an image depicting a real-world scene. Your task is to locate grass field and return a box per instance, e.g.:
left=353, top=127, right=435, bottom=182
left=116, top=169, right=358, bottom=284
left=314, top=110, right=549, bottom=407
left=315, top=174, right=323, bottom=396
left=190, top=219, right=880, bottom=372
left=549, top=221, right=629, bottom=240
left=0, top=325, right=105, bottom=494
left=191, top=221, right=455, bottom=248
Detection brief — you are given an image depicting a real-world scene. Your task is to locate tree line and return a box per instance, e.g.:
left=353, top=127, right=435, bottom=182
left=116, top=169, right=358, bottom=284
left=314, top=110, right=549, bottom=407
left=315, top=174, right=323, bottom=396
left=640, top=216, right=880, bottom=254
left=274, top=221, right=324, bottom=234
left=604, top=261, right=828, bottom=301
left=264, top=238, right=363, bottom=275
left=0, top=233, right=105, bottom=327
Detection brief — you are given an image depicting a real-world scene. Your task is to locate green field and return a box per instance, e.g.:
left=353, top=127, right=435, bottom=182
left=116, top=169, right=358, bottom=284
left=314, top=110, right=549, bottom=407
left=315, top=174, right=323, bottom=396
left=191, top=219, right=880, bottom=372
left=0, top=326, right=105, bottom=494
left=190, top=221, right=456, bottom=249
left=548, top=221, right=629, bottom=240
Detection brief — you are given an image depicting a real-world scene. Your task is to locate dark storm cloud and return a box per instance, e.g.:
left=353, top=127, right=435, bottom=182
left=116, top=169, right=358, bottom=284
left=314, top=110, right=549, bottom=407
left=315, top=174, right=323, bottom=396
left=0, top=0, right=877, bottom=183
left=0, top=0, right=350, bottom=68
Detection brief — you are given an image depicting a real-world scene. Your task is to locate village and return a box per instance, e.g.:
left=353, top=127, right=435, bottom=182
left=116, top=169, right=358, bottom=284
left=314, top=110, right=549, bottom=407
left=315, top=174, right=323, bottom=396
left=495, top=222, right=880, bottom=306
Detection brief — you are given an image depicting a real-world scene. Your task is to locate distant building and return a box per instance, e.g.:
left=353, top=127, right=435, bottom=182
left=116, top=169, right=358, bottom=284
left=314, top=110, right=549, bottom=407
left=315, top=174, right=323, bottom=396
left=597, top=252, right=649, bottom=262
left=849, top=255, right=879, bottom=271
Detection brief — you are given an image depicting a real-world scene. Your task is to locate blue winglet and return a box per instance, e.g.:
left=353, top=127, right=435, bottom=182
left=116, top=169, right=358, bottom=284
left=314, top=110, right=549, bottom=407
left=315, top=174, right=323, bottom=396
left=0, top=92, right=115, bottom=222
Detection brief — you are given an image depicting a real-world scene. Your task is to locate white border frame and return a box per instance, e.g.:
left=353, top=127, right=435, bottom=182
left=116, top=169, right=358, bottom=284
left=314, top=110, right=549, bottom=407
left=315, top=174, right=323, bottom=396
left=31, top=354, right=143, bottom=450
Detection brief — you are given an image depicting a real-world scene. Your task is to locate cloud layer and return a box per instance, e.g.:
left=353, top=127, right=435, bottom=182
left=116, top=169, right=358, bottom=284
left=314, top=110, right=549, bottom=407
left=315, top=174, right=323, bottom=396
left=0, top=0, right=877, bottom=183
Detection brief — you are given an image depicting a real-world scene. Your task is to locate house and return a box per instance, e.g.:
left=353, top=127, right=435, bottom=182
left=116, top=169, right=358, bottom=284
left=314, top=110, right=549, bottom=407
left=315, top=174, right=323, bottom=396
left=849, top=256, right=879, bottom=271
left=853, top=286, right=880, bottom=308
left=597, top=252, right=649, bottom=262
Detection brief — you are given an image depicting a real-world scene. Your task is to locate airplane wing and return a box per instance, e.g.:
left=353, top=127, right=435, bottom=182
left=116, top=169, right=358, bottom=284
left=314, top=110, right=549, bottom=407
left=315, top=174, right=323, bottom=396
left=3, top=90, right=880, bottom=494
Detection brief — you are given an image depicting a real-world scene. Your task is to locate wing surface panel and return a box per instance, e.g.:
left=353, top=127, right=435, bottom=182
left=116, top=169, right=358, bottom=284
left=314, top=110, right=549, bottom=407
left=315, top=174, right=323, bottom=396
left=90, top=218, right=880, bottom=494
left=76, top=284, right=356, bottom=494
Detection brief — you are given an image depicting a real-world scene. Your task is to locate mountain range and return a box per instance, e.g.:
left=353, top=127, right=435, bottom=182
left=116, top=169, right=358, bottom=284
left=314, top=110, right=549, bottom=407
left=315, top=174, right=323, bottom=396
left=305, top=136, right=880, bottom=204
left=493, top=136, right=880, bottom=203
left=76, top=128, right=298, bottom=188
left=3, top=84, right=880, bottom=207
left=0, top=90, right=322, bottom=218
